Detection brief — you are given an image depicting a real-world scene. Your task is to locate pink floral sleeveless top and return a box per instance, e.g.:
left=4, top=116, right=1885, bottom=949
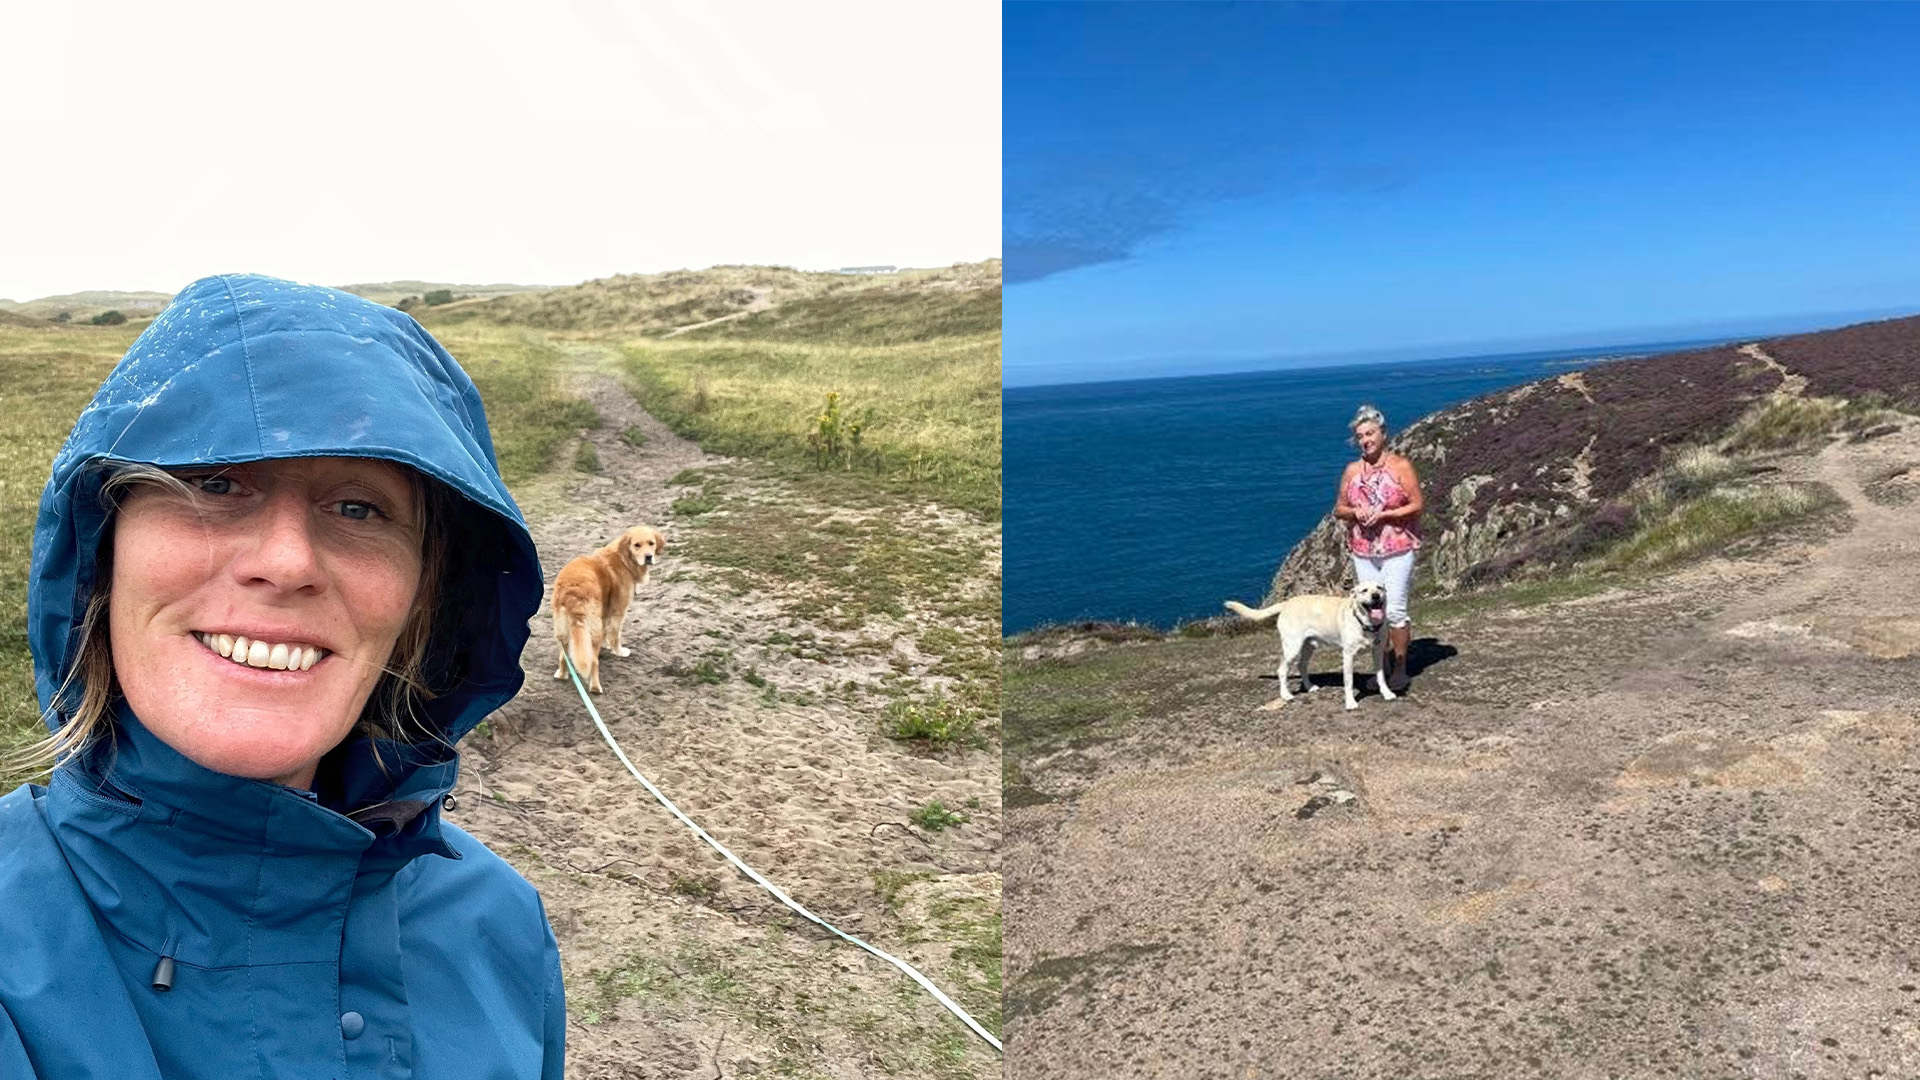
left=1346, top=457, right=1422, bottom=557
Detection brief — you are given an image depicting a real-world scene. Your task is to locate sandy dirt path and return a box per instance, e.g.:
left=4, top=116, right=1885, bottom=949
left=1006, top=420, right=1920, bottom=1080
left=449, top=344, right=1001, bottom=1079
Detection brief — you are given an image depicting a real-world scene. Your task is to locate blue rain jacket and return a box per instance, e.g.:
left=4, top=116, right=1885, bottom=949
left=0, top=275, right=564, bottom=1078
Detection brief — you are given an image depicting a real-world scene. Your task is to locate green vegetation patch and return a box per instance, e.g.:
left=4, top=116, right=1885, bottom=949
left=617, top=328, right=1000, bottom=519
left=678, top=490, right=995, bottom=630
left=432, top=327, right=601, bottom=485
left=1602, top=483, right=1836, bottom=570
left=909, top=801, right=970, bottom=832
left=881, top=694, right=988, bottom=751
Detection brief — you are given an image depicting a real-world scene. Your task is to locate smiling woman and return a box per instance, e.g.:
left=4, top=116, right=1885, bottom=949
left=0, top=276, right=563, bottom=1078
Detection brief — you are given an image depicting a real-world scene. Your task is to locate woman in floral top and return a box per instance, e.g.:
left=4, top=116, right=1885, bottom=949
left=1333, top=404, right=1425, bottom=694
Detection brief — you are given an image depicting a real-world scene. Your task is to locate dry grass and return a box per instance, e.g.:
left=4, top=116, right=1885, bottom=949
left=1602, top=483, right=1830, bottom=570
left=0, top=323, right=142, bottom=778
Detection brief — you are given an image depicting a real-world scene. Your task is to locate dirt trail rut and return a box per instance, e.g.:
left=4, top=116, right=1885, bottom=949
left=1008, top=421, right=1920, bottom=1080
left=449, top=345, right=1000, bottom=1079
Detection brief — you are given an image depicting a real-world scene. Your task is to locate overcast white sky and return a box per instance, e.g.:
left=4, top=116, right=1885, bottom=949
left=1, top=0, right=1000, bottom=301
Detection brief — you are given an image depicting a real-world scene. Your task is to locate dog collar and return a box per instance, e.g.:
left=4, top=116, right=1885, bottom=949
left=1354, top=606, right=1380, bottom=634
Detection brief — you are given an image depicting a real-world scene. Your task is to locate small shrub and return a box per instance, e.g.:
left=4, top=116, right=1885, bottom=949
left=395, top=296, right=420, bottom=313
left=909, top=801, right=969, bottom=831
left=620, top=425, right=648, bottom=447
left=424, top=289, right=455, bottom=306
left=691, top=373, right=711, bottom=414
left=881, top=695, right=980, bottom=749
left=806, top=391, right=871, bottom=471
left=90, top=310, right=126, bottom=326
left=573, top=440, right=601, bottom=472
left=51, top=311, right=70, bottom=323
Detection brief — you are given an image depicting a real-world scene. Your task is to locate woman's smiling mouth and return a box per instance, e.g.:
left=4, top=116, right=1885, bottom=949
left=191, top=631, right=330, bottom=671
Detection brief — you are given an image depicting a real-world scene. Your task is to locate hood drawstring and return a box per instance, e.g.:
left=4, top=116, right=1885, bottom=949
left=151, top=937, right=177, bottom=991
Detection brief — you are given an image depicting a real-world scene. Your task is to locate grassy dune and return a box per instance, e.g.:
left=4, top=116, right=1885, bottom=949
left=616, top=288, right=1001, bottom=519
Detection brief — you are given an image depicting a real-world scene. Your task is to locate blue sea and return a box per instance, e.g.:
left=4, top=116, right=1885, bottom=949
left=1003, top=338, right=1740, bottom=636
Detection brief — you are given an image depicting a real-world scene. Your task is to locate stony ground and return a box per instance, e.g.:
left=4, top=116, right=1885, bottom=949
left=1005, top=421, right=1920, bottom=1080
left=449, top=346, right=1002, bottom=1080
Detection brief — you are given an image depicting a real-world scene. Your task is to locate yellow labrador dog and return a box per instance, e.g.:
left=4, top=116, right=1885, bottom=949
left=552, top=525, right=665, bottom=693
left=1225, top=582, right=1394, bottom=710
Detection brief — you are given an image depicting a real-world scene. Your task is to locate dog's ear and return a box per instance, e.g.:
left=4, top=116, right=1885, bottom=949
left=651, top=528, right=666, bottom=555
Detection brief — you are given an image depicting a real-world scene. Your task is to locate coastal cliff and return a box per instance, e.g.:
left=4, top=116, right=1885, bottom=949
left=1268, top=314, right=1920, bottom=601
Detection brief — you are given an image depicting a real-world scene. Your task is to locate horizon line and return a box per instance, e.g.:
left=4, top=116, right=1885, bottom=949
left=1004, top=303, right=1920, bottom=391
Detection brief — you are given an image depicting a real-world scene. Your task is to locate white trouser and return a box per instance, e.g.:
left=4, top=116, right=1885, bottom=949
left=1352, top=550, right=1415, bottom=628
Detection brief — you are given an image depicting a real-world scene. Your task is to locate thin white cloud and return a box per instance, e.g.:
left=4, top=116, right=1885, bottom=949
left=1, top=0, right=1000, bottom=300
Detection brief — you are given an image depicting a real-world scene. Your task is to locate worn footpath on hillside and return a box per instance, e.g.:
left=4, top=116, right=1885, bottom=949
left=450, top=345, right=1002, bottom=1080
left=1006, top=420, right=1920, bottom=1080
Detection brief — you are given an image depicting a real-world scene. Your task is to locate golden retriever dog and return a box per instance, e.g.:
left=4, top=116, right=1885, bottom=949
left=552, top=525, right=665, bottom=693
left=1224, top=582, right=1393, bottom=710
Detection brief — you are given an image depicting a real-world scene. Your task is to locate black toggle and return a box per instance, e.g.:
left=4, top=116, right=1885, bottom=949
left=151, top=955, right=175, bottom=992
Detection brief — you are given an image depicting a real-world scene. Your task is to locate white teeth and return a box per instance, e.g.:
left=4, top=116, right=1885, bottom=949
left=195, top=632, right=326, bottom=671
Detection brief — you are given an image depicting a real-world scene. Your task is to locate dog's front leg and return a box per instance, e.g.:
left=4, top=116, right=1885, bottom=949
left=1343, top=645, right=1358, bottom=710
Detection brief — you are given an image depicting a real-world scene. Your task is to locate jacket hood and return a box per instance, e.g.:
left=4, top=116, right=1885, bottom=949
left=29, top=273, right=544, bottom=748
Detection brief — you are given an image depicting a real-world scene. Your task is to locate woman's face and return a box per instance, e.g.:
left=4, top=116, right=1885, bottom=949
left=109, top=457, right=424, bottom=789
left=1354, top=421, right=1385, bottom=459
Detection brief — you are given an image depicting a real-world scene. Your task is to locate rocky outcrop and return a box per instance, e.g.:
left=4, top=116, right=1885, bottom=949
left=1268, top=314, right=1920, bottom=601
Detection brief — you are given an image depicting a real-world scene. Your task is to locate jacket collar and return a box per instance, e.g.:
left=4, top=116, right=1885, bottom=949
left=43, top=711, right=463, bottom=969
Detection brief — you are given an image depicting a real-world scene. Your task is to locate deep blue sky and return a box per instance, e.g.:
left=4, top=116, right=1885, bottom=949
left=1005, top=2, right=1920, bottom=386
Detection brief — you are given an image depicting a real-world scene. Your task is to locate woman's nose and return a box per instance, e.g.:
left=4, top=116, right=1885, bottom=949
left=231, top=489, right=326, bottom=593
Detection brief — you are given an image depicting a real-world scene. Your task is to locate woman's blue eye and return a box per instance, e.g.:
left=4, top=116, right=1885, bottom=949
left=196, top=477, right=234, bottom=495
left=339, top=502, right=377, bottom=521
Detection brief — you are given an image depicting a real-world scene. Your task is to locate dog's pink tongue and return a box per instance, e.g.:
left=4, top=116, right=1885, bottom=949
left=1369, top=609, right=1385, bottom=625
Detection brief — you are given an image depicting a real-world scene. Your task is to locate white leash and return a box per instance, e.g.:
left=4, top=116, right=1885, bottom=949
left=561, top=655, right=1003, bottom=1052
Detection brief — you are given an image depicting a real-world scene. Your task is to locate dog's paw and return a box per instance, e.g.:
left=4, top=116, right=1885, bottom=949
left=614, top=647, right=632, bottom=657
left=1344, top=698, right=1359, bottom=711
left=1304, top=682, right=1319, bottom=693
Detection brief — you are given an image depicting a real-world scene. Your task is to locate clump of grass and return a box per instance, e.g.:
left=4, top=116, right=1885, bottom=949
left=670, top=491, right=720, bottom=516
left=573, top=440, right=601, bottom=472
left=909, top=801, right=969, bottom=832
left=620, top=425, right=648, bottom=447
left=1723, top=397, right=1848, bottom=452
left=881, top=695, right=982, bottom=750
left=1604, top=484, right=1828, bottom=569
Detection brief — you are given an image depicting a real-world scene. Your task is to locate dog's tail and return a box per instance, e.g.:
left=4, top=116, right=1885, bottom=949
left=564, top=614, right=595, bottom=679
left=1224, top=599, right=1287, bottom=622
